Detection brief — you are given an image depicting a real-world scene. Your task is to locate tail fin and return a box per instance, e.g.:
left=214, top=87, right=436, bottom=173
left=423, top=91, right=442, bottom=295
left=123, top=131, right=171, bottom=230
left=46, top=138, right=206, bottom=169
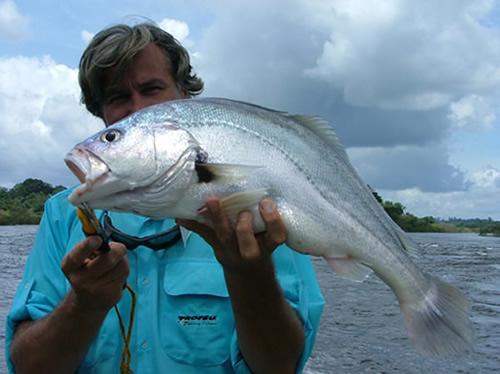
left=400, top=274, right=474, bottom=358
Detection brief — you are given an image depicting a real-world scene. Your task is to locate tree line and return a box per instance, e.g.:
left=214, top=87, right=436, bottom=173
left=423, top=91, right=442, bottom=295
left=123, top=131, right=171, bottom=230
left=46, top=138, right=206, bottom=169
left=371, top=190, right=500, bottom=235
left=1, top=178, right=499, bottom=235
left=0, top=178, right=65, bottom=224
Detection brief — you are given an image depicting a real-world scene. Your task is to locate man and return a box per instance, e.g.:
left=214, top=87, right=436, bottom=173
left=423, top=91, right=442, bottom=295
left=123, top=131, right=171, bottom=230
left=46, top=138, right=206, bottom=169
left=6, top=23, right=324, bottom=373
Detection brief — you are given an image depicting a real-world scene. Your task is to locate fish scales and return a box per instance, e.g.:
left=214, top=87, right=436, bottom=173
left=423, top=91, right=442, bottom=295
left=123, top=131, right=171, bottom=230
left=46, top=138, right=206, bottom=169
left=160, top=99, right=410, bottom=260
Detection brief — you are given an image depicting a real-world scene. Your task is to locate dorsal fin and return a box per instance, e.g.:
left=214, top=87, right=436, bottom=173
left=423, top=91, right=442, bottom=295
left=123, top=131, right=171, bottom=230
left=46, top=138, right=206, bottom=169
left=287, top=114, right=350, bottom=165
left=193, top=97, right=352, bottom=169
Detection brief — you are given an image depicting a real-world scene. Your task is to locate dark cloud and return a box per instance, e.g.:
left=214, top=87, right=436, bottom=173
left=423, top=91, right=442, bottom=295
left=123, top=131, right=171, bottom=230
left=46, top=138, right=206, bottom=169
left=193, top=0, right=499, bottom=192
left=348, top=145, right=470, bottom=192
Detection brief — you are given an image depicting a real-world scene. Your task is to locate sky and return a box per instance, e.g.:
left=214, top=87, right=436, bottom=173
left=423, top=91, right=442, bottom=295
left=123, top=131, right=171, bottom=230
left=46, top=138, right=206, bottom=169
left=0, top=0, right=499, bottom=219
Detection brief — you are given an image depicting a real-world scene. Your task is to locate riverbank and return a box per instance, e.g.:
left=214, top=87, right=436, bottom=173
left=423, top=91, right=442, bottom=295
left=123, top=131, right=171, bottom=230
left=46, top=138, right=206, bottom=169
left=0, top=178, right=64, bottom=225
left=2, top=178, right=500, bottom=235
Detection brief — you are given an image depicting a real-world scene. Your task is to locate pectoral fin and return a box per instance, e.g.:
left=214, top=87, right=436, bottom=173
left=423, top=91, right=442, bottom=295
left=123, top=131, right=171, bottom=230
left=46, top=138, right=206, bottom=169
left=219, top=189, right=269, bottom=220
left=195, top=163, right=263, bottom=183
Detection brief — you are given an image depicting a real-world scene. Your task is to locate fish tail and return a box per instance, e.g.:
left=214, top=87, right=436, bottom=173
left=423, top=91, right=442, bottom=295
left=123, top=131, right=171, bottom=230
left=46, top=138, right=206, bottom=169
left=400, top=274, right=474, bottom=358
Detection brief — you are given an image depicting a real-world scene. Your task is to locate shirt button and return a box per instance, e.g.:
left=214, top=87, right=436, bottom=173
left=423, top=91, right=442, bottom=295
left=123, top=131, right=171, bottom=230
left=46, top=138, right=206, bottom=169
left=142, top=277, right=149, bottom=285
left=141, top=341, right=149, bottom=350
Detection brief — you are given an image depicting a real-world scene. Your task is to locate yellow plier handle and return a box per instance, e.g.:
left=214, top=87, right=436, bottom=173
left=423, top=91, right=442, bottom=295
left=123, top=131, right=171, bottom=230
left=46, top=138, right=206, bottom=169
left=76, top=203, right=111, bottom=252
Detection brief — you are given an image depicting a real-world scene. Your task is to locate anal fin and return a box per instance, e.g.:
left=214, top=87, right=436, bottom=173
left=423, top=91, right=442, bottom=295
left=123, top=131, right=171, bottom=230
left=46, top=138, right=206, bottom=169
left=325, top=257, right=373, bottom=282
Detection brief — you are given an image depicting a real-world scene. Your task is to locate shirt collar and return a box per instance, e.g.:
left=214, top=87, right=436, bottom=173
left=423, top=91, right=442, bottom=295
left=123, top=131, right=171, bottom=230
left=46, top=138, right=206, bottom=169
left=180, top=226, right=192, bottom=246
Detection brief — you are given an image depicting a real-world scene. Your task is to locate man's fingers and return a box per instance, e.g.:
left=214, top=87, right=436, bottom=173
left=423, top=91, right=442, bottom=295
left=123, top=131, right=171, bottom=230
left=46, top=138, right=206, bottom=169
left=259, top=199, right=287, bottom=249
left=62, top=236, right=103, bottom=272
left=85, top=242, right=127, bottom=276
left=205, top=198, right=234, bottom=245
left=235, top=211, right=260, bottom=261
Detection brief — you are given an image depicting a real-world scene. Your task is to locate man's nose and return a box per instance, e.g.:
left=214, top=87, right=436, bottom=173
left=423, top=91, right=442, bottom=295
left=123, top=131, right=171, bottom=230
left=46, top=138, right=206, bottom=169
left=127, top=92, right=150, bottom=116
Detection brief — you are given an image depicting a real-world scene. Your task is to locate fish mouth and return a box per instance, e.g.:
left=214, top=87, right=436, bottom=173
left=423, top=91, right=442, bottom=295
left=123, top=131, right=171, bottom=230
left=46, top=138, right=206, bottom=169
left=64, top=147, right=111, bottom=205
left=65, top=145, right=198, bottom=210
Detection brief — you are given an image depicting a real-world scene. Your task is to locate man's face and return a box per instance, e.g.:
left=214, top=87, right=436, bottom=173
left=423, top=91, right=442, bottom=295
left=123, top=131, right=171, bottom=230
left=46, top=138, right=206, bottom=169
left=101, top=42, right=189, bottom=126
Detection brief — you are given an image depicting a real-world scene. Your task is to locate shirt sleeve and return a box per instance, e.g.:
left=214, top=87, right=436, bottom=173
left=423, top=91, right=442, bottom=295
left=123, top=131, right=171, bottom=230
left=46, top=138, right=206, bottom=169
left=229, top=246, right=325, bottom=373
left=5, top=194, right=73, bottom=373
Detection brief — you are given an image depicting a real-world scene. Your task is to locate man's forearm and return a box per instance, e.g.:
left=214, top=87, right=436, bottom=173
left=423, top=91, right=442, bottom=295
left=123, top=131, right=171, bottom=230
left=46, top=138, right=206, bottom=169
left=224, top=259, right=305, bottom=374
left=10, top=290, right=109, bottom=374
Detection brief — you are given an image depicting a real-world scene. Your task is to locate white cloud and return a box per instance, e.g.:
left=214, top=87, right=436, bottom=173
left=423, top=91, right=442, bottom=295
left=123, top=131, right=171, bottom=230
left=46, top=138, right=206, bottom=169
left=379, top=165, right=500, bottom=219
left=188, top=0, right=500, bottom=202
left=381, top=184, right=500, bottom=220
left=81, top=29, right=95, bottom=45
left=448, top=94, right=497, bottom=130
left=158, top=18, right=190, bottom=44
left=470, top=167, right=500, bottom=188
left=0, top=56, right=102, bottom=187
left=303, top=0, right=500, bottom=111
left=0, top=0, right=29, bottom=41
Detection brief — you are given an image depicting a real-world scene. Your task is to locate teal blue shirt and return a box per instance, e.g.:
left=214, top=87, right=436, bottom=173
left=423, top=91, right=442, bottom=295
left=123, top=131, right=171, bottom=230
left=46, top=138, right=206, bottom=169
left=5, top=189, right=324, bottom=373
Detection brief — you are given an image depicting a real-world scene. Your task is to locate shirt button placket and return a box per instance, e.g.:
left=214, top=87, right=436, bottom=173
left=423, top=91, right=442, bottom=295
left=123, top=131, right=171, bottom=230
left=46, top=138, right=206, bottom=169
left=140, top=340, right=149, bottom=351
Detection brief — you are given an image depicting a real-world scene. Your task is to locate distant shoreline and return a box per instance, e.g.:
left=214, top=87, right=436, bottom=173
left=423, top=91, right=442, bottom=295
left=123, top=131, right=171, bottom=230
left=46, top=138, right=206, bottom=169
left=0, top=222, right=498, bottom=236
left=2, top=178, right=500, bottom=235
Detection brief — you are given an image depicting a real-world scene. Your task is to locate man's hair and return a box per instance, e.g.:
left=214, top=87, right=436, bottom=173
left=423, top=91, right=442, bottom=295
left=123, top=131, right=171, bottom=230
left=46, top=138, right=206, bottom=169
left=79, top=22, right=204, bottom=118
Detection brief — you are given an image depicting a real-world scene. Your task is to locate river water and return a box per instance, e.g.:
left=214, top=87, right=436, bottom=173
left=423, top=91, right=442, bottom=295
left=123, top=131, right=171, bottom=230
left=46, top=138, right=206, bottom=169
left=1, top=227, right=499, bottom=373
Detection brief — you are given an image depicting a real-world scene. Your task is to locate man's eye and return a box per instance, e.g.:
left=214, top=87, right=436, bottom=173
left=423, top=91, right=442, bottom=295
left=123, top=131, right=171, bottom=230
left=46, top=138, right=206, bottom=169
left=144, top=86, right=162, bottom=94
left=107, top=94, right=128, bottom=104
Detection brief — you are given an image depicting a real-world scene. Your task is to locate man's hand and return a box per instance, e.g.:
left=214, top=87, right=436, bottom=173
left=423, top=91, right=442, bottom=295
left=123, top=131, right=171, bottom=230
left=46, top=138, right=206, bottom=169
left=177, top=197, right=287, bottom=272
left=61, top=236, right=129, bottom=312
left=11, top=237, right=130, bottom=374
left=177, top=198, right=304, bottom=373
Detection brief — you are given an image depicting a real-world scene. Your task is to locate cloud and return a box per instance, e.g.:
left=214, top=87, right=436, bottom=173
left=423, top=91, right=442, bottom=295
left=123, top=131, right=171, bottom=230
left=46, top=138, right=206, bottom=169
left=0, top=0, right=29, bottom=41
left=304, top=0, right=500, bottom=111
left=448, top=94, right=497, bottom=130
left=158, top=18, right=190, bottom=45
left=380, top=180, right=500, bottom=220
left=347, top=145, right=470, bottom=192
left=81, top=29, right=95, bottom=45
left=0, top=0, right=498, bottom=220
left=0, top=56, right=102, bottom=187
left=195, top=0, right=500, bottom=134
left=379, top=165, right=500, bottom=219
left=470, top=167, right=500, bottom=188
left=192, top=0, right=499, bottom=194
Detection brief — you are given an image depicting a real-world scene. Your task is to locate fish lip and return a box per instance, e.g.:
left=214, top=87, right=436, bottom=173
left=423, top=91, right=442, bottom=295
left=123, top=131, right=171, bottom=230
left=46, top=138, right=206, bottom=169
left=64, top=152, right=87, bottom=183
left=65, top=147, right=111, bottom=204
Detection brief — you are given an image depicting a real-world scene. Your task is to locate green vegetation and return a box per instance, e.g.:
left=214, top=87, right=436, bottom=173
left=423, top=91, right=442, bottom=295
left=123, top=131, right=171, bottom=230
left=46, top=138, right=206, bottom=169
left=371, top=189, right=500, bottom=234
left=478, top=221, right=500, bottom=236
left=0, top=179, right=65, bottom=225
left=1, top=179, right=499, bottom=235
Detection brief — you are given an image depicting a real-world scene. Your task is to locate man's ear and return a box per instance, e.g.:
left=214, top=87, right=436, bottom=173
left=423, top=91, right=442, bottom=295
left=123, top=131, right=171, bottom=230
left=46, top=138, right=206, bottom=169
left=180, top=88, right=190, bottom=98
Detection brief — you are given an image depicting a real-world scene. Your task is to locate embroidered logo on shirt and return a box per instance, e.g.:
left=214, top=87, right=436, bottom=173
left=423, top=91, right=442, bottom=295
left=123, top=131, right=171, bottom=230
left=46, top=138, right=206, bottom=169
left=177, top=315, right=217, bottom=326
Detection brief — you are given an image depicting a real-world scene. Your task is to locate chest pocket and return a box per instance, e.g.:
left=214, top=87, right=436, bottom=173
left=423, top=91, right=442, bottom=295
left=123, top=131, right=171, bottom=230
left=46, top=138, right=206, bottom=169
left=160, top=260, right=235, bottom=366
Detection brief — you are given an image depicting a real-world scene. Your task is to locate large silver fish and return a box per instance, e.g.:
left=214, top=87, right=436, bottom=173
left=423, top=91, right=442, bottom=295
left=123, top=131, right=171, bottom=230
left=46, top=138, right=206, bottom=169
left=65, top=98, right=473, bottom=357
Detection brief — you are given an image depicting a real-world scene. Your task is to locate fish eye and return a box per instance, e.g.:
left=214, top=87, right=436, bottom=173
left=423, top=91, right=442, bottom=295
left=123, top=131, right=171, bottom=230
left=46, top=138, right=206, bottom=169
left=101, top=129, right=121, bottom=143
